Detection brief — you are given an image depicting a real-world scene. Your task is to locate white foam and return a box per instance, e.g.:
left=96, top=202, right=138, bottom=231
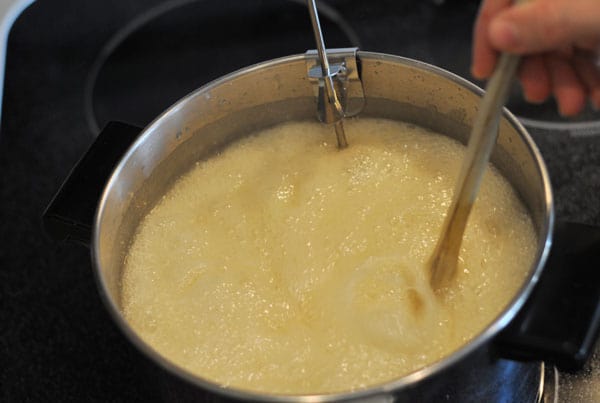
left=122, top=118, right=537, bottom=394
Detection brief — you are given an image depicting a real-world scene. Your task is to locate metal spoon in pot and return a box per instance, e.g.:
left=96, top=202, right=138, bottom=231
left=429, top=51, right=521, bottom=291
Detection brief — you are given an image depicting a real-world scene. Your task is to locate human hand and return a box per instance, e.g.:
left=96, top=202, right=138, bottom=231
left=471, top=0, right=600, bottom=116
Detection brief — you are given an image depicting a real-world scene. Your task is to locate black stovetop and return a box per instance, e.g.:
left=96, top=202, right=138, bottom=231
left=1, top=0, right=599, bottom=401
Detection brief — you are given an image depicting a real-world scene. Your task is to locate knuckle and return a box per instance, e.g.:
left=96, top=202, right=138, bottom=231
left=534, top=1, right=571, bottom=47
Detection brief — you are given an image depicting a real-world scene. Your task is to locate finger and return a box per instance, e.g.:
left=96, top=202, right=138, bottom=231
left=577, top=37, right=600, bottom=53
left=573, top=51, right=600, bottom=109
left=489, top=0, right=600, bottom=54
left=517, top=55, right=551, bottom=103
left=546, top=54, right=587, bottom=116
left=471, top=0, right=513, bottom=79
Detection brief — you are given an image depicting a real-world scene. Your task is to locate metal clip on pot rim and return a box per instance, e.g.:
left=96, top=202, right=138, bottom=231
left=305, top=47, right=365, bottom=120
left=306, top=1, right=364, bottom=148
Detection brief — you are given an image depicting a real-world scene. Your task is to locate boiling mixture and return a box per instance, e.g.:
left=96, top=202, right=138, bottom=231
left=121, top=118, right=537, bottom=394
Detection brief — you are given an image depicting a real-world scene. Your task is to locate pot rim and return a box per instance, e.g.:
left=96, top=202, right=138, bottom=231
left=92, top=51, right=555, bottom=402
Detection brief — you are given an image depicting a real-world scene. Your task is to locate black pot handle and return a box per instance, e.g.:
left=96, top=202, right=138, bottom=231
left=43, top=122, right=143, bottom=245
left=495, top=221, right=600, bottom=372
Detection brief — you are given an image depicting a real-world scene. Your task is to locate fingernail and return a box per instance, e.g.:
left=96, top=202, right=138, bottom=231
left=490, top=20, right=520, bottom=49
left=524, top=94, right=548, bottom=105
left=523, top=90, right=548, bottom=105
left=558, top=103, right=579, bottom=118
left=471, top=67, right=487, bottom=80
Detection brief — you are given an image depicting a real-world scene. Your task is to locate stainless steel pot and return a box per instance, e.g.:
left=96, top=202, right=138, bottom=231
left=44, top=51, right=600, bottom=402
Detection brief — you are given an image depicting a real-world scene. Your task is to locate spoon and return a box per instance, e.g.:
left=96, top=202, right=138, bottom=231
left=429, top=51, right=521, bottom=290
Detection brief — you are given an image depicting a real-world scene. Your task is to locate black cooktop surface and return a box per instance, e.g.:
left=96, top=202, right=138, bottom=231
left=2, top=1, right=599, bottom=401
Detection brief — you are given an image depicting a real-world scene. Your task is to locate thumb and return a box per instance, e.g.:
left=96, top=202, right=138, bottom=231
left=489, top=0, right=600, bottom=53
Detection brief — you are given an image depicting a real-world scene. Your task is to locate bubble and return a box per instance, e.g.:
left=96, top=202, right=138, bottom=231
left=122, top=118, right=536, bottom=394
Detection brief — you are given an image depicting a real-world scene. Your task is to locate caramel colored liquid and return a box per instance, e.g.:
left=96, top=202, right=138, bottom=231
left=122, top=118, right=537, bottom=394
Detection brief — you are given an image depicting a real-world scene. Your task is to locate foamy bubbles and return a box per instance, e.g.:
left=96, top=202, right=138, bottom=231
left=121, top=118, right=536, bottom=394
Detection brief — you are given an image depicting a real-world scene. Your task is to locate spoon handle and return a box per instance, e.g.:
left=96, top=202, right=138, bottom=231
left=430, top=52, right=521, bottom=290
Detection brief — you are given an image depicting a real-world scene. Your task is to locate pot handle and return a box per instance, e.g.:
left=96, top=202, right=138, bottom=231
left=494, top=221, right=600, bottom=372
left=43, top=122, right=143, bottom=245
